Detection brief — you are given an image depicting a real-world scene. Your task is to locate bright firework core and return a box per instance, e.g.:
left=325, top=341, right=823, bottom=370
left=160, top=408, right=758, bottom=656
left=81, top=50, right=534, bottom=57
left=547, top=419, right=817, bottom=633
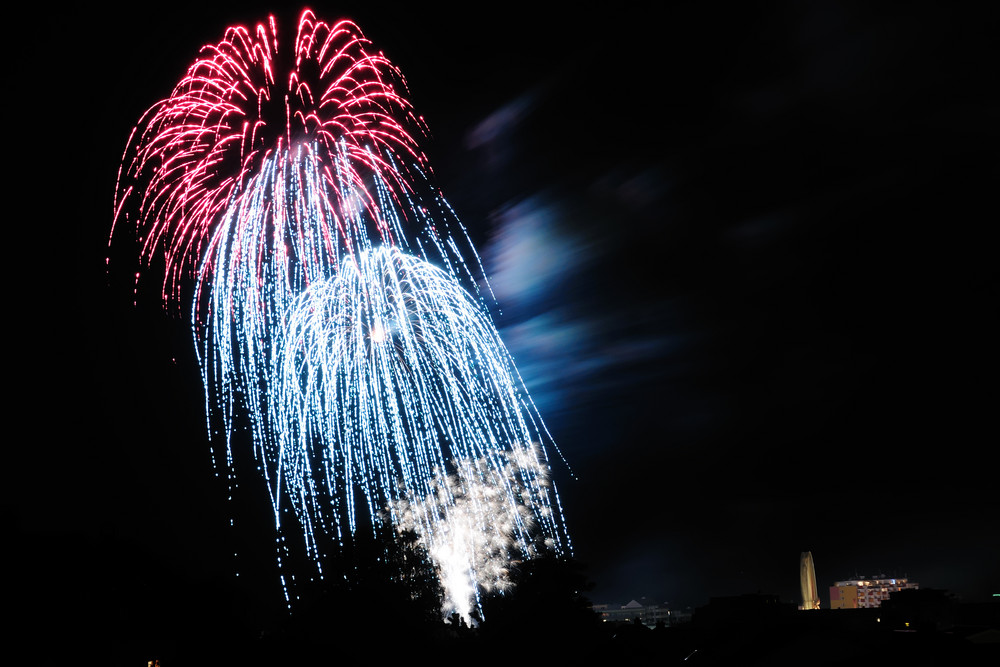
left=112, top=9, right=570, bottom=612
left=393, top=444, right=558, bottom=623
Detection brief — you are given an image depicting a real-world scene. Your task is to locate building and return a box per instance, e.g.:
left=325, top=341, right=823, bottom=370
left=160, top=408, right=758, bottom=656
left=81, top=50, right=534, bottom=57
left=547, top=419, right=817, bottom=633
left=830, top=576, right=919, bottom=609
left=593, top=599, right=674, bottom=628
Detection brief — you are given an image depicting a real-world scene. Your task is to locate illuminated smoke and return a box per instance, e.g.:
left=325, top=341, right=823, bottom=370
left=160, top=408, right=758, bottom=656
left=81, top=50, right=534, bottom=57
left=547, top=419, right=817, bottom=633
left=391, top=444, right=558, bottom=623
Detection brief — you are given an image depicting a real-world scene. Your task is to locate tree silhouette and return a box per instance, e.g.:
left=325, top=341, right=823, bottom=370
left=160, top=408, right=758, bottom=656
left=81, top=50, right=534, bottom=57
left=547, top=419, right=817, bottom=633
left=476, top=555, right=602, bottom=655
left=272, top=524, right=446, bottom=658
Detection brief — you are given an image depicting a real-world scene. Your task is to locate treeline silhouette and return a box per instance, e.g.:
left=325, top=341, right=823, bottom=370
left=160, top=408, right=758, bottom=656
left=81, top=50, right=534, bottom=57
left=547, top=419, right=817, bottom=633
left=114, top=528, right=999, bottom=666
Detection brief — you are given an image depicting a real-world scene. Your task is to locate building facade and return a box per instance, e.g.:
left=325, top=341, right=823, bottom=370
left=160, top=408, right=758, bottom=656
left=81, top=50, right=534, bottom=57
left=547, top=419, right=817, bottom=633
left=829, top=577, right=919, bottom=609
left=593, top=599, right=674, bottom=627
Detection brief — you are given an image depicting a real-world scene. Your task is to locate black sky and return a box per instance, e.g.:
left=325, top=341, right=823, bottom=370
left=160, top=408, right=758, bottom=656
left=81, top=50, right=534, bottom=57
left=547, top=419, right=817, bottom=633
left=17, top=0, right=998, bottom=631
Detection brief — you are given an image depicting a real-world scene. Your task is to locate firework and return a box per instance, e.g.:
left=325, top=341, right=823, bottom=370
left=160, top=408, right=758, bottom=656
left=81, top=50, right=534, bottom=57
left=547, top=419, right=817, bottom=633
left=112, top=11, right=487, bottom=302
left=272, top=247, right=568, bottom=559
left=391, top=444, right=559, bottom=623
left=115, top=12, right=414, bottom=286
left=113, top=8, right=569, bottom=607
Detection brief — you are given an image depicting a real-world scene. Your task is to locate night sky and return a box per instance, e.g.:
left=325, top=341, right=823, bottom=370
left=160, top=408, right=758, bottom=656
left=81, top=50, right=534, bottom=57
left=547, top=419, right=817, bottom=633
left=18, top=1, right=997, bottom=631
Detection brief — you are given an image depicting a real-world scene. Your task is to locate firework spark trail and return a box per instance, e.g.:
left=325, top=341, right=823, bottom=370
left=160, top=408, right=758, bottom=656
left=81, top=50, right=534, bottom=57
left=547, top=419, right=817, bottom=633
left=273, top=247, right=569, bottom=559
left=113, top=8, right=570, bottom=606
left=192, top=143, right=496, bottom=506
left=114, top=10, right=486, bottom=467
left=193, top=141, right=400, bottom=470
left=112, top=11, right=451, bottom=305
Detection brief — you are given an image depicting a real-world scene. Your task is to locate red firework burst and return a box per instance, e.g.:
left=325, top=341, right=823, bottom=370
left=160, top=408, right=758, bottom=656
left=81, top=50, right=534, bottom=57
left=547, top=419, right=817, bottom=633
left=112, top=9, right=431, bottom=302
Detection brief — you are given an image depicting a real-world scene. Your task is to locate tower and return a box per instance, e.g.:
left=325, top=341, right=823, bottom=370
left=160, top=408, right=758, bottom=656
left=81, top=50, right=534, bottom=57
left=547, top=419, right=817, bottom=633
left=799, top=551, right=820, bottom=610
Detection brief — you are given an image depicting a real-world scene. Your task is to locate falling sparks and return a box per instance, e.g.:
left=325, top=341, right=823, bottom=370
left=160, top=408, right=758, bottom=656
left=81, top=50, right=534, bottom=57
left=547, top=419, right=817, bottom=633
left=272, top=248, right=569, bottom=564
left=112, top=8, right=570, bottom=607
